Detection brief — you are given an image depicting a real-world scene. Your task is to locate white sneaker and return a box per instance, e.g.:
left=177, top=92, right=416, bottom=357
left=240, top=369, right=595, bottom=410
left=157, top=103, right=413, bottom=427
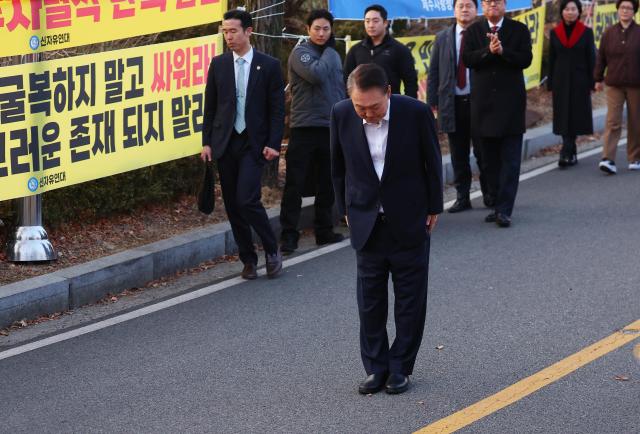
left=629, top=161, right=640, bottom=170
left=599, top=159, right=617, bottom=174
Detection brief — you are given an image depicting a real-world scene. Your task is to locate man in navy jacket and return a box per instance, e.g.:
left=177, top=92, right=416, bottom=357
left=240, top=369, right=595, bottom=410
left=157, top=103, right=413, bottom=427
left=201, top=9, right=285, bottom=279
left=331, top=64, right=443, bottom=395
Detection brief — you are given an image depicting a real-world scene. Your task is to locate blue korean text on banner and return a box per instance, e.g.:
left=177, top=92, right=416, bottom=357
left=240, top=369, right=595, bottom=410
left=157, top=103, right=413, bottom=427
left=328, top=0, right=532, bottom=19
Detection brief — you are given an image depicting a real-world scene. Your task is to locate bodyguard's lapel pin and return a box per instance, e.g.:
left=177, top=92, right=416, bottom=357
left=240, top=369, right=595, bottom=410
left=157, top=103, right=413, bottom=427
left=257, top=65, right=261, bottom=70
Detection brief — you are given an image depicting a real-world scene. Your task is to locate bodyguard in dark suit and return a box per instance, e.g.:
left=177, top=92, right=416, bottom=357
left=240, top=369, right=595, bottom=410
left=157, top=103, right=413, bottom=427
left=463, top=0, right=532, bottom=227
left=331, top=64, right=443, bottom=395
left=201, top=9, right=284, bottom=279
left=428, top=0, right=492, bottom=212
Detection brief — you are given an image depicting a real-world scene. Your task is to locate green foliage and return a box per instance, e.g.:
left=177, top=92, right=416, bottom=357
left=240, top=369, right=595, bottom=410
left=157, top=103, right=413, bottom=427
left=32, top=156, right=202, bottom=227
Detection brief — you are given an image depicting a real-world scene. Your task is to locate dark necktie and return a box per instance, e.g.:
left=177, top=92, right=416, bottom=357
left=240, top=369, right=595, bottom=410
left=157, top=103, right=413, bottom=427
left=491, top=26, right=499, bottom=33
left=457, top=30, right=466, bottom=90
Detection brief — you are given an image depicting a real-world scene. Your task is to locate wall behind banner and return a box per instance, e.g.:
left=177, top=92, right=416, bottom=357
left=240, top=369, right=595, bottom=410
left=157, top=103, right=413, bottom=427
left=0, top=0, right=227, bottom=58
left=0, top=34, right=223, bottom=202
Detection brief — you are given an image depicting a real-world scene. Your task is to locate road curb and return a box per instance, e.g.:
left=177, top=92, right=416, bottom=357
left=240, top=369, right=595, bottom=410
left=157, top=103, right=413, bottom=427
left=0, top=198, right=318, bottom=328
left=0, top=109, right=612, bottom=327
left=441, top=107, right=609, bottom=184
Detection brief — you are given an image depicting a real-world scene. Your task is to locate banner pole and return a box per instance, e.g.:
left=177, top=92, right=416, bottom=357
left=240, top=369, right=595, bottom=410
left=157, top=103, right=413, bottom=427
left=6, top=53, right=57, bottom=263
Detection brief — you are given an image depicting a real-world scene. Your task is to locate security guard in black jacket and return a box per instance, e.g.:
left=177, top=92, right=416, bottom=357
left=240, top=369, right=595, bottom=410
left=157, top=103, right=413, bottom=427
left=343, top=4, right=418, bottom=98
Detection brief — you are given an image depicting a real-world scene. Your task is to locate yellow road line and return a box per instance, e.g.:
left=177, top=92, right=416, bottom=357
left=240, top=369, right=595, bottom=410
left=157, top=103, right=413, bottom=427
left=416, top=319, right=640, bottom=434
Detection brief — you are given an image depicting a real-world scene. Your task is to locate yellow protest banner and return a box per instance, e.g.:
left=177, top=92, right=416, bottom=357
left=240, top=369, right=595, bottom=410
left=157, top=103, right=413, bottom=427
left=0, top=0, right=227, bottom=58
left=346, top=35, right=436, bottom=102
left=514, top=4, right=545, bottom=90
left=0, top=34, right=223, bottom=201
left=594, top=3, right=618, bottom=48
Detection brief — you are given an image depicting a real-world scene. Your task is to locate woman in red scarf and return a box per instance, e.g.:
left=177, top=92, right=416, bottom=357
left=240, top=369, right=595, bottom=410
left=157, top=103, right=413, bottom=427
left=547, top=0, right=596, bottom=167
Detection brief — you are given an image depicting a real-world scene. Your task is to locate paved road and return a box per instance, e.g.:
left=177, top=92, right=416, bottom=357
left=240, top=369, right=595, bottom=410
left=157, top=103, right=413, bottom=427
left=1, top=148, right=639, bottom=433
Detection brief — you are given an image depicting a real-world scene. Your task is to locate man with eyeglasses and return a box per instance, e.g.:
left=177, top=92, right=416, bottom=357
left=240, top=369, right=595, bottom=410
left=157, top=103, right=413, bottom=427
left=428, top=0, right=492, bottom=213
left=462, top=0, right=532, bottom=227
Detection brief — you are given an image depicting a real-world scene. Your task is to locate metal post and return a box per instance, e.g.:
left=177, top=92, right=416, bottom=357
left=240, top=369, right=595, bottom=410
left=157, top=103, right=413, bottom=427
left=6, top=52, right=57, bottom=262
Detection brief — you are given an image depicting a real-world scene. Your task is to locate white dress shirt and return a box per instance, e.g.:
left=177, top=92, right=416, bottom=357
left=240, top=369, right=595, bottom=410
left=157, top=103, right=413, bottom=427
left=363, top=99, right=390, bottom=212
left=363, top=99, right=391, bottom=182
left=455, top=24, right=471, bottom=96
left=233, top=46, right=253, bottom=94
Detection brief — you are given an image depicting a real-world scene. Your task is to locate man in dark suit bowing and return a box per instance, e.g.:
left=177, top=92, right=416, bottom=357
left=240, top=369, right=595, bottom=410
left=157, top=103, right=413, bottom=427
left=463, top=0, right=532, bottom=227
left=201, top=9, right=284, bottom=279
left=330, top=64, right=443, bottom=395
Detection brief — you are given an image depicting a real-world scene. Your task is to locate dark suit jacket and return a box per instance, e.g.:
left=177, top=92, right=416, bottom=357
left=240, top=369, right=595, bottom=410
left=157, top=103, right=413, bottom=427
left=330, top=95, right=443, bottom=251
left=202, top=50, right=285, bottom=160
left=462, top=18, right=532, bottom=137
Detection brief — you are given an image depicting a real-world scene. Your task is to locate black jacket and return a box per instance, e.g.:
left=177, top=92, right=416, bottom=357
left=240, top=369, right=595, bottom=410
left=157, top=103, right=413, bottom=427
left=344, top=34, right=418, bottom=98
left=330, top=95, right=443, bottom=251
left=463, top=18, right=532, bottom=137
left=202, top=50, right=285, bottom=160
left=548, top=23, right=595, bottom=136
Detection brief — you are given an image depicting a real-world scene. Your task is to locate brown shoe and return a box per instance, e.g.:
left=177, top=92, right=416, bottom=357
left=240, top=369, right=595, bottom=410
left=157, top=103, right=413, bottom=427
left=241, top=263, right=258, bottom=280
left=265, top=250, right=282, bottom=278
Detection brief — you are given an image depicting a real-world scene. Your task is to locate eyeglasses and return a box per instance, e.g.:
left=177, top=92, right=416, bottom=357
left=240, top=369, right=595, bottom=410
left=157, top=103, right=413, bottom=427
left=482, top=0, right=504, bottom=4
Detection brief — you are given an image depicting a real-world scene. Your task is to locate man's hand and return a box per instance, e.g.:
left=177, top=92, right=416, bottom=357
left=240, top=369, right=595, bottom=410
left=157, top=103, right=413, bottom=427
left=263, top=146, right=280, bottom=161
left=595, top=82, right=604, bottom=92
left=201, top=145, right=212, bottom=162
left=430, top=105, right=438, bottom=117
left=487, top=33, right=503, bottom=55
left=344, top=215, right=349, bottom=227
left=426, top=214, right=439, bottom=234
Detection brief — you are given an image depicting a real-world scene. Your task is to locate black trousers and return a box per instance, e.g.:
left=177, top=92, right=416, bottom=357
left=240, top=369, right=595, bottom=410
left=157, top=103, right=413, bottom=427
left=280, top=127, right=335, bottom=238
left=479, top=134, right=523, bottom=216
left=447, top=95, right=486, bottom=197
left=217, top=131, right=277, bottom=265
left=355, top=215, right=430, bottom=375
left=561, top=135, right=577, bottom=158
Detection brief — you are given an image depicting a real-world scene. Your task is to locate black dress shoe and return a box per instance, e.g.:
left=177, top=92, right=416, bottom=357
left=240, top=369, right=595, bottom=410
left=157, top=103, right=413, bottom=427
left=385, top=373, right=410, bottom=394
left=485, top=212, right=497, bottom=223
left=315, top=231, right=345, bottom=246
left=448, top=197, right=472, bottom=213
left=358, top=373, right=388, bottom=394
left=495, top=213, right=511, bottom=228
left=567, top=154, right=578, bottom=166
left=241, top=263, right=257, bottom=280
left=265, top=250, right=283, bottom=278
left=558, top=155, right=570, bottom=168
left=280, top=233, right=299, bottom=254
left=483, top=194, right=496, bottom=208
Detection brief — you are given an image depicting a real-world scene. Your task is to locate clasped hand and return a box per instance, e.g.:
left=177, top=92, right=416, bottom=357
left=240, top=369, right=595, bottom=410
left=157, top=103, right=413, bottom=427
left=487, top=33, right=503, bottom=55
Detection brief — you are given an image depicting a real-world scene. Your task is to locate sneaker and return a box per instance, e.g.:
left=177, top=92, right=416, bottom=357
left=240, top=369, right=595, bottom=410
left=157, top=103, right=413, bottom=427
left=599, top=159, right=617, bottom=174
left=629, top=161, right=640, bottom=170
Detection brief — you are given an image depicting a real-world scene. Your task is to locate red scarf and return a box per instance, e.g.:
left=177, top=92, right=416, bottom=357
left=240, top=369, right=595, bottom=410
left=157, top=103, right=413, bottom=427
left=554, top=20, right=586, bottom=48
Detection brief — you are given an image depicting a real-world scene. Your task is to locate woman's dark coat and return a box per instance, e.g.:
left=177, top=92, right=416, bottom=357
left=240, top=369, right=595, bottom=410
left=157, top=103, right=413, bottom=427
left=547, top=24, right=596, bottom=136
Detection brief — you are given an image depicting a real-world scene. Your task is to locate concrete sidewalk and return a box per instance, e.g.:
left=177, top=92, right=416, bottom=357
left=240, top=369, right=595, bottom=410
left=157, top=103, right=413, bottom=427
left=0, top=108, right=612, bottom=327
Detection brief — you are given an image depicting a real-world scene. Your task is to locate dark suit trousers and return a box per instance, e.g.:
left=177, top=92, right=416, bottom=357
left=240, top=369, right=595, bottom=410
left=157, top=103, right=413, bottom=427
left=355, top=215, right=430, bottom=375
left=480, top=135, right=523, bottom=216
left=447, top=95, right=486, bottom=198
left=280, top=127, right=335, bottom=237
left=217, top=131, right=277, bottom=265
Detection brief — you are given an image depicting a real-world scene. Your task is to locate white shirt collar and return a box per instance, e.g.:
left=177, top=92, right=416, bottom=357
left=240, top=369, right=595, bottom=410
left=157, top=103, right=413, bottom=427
left=233, top=46, right=253, bottom=64
left=456, top=23, right=467, bottom=35
left=488, top=17, right=504, bottom=30
left=362, top=98, right=391, bottom=127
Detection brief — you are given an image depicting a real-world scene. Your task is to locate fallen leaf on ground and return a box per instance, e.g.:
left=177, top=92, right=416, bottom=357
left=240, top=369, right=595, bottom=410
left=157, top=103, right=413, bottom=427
left=436, top=345, right=444, bottom=350
left=0, top=330, right=8, bottom=336
left=614, top=375, right=630, bottom=381
left=418, top=401, right=425, bottom=405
